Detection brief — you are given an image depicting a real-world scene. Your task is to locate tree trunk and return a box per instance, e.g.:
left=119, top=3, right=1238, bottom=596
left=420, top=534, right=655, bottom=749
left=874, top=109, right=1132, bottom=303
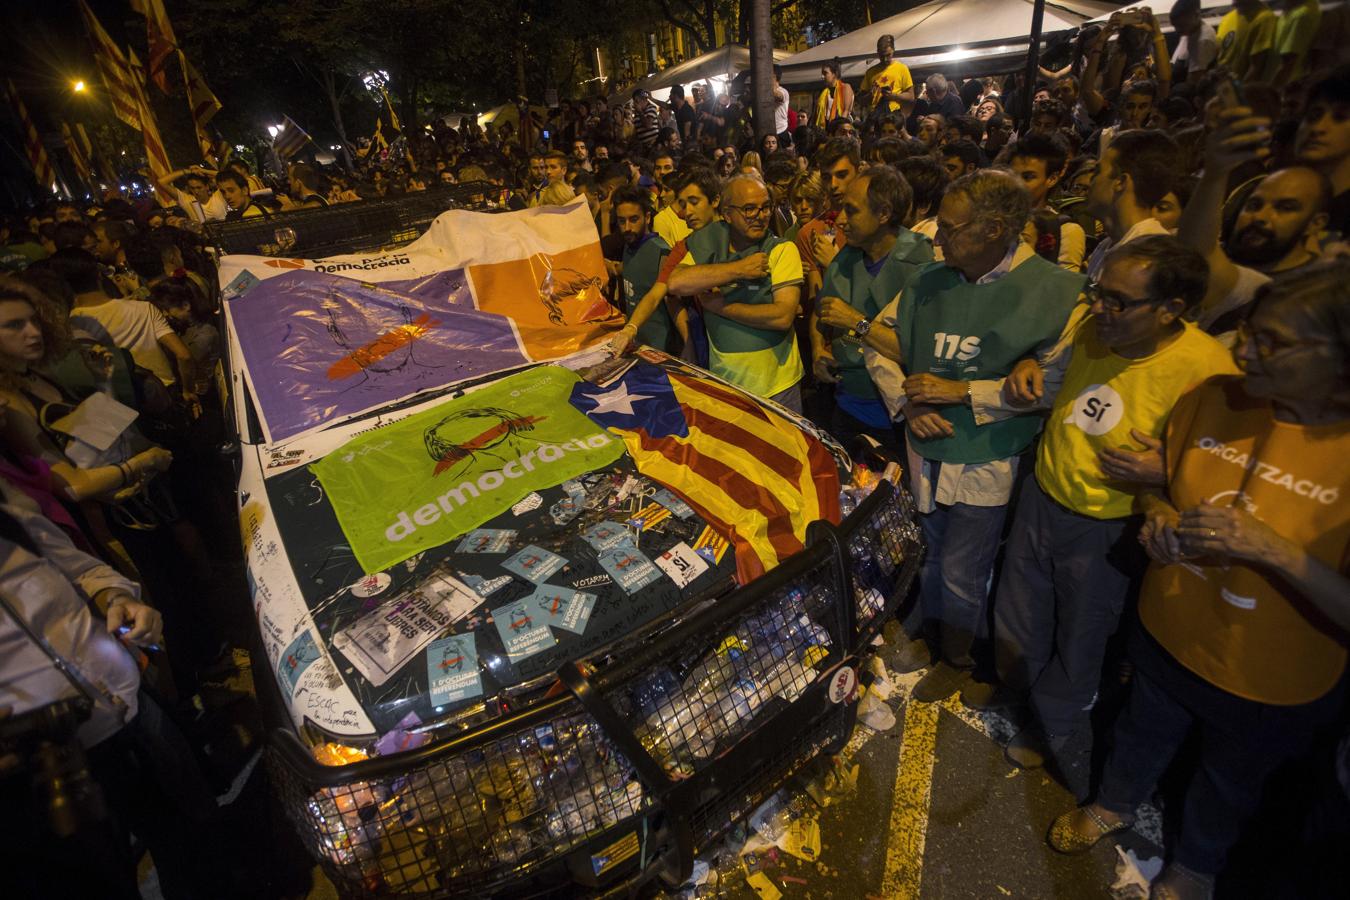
left=321, top=68, right=356, bottom=174
left=750, top=0, right=774, bottom=139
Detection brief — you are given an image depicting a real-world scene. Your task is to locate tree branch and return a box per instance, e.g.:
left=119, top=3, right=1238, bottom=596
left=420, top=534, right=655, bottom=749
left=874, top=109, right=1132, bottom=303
left=658, top=0, right=711, bottom=51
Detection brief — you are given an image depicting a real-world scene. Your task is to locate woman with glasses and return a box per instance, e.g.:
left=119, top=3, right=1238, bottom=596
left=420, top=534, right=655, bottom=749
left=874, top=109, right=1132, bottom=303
left=1048, top=262, right=1350, bottom=900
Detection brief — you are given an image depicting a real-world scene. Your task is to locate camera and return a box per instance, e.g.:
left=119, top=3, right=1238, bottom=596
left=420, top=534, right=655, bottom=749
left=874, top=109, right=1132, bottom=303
left=0, top=696, right=108, bottom=837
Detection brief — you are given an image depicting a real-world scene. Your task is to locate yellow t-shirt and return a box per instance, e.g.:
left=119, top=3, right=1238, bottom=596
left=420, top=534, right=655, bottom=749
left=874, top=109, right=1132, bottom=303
left=1037, top=321, right=1239, bottom=519
left=1140, top=376, right=1350, bottom=705
left=678, top=238, right=804, bottom=397
left=1275, top=0, right=1322, bottom=82
left=653, top=204, right=691, bottom=247
left=861, top=60, right=914, bottom=114
left=1217, top=5, right=1278, bottom=80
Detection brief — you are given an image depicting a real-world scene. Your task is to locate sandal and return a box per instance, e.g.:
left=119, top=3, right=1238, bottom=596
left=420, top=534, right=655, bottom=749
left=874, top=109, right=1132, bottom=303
left=1047, top=804, right=1133, bottom=854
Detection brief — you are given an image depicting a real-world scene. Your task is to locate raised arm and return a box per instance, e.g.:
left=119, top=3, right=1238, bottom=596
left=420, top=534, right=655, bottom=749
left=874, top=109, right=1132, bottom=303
left=1177, top=104, right=1270, bottom=311
left=666, top=252, right=767, bottom=296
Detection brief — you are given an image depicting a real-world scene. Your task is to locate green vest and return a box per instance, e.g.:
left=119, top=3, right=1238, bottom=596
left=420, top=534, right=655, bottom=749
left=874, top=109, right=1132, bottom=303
left=685, top=221, right=803, bottom=397
left=898, top=253, right=1085, bottom=464
left=621, top=233, right=673, bottom=352
left=685, top=222, right=792, bottom=353
left=821, top=229, right=934, bottom=401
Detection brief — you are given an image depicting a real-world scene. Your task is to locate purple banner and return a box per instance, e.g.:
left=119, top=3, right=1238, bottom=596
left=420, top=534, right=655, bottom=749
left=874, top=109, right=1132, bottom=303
left=228, top=270, right=528, bottom=442
left=383, top=270, right=476, bottom=308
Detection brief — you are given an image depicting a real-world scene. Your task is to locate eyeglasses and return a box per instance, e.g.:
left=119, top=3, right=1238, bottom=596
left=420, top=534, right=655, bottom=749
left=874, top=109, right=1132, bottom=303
left=935, top=218, right=979, bottom=237
left=1235, top=320, right=1325, bottom=360
left=1085, top=281, right=1161, bottom=314
left=725, top=203, right=771, bottom=219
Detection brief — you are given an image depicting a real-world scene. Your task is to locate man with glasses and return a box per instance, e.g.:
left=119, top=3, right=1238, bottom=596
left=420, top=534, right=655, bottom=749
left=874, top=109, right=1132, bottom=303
left=667, top=173, right=806, bottom=411
left=887, top=170, right=1086, bottom=700
left=971, top=236, right=1239, bottom=769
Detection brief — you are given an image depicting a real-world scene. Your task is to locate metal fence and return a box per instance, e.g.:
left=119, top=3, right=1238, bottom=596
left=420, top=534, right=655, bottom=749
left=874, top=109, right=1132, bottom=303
left=265, top=479, right=923, bottom=898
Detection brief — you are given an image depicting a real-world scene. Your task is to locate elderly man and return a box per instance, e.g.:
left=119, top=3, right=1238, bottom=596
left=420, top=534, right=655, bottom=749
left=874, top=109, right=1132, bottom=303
left=889, top=171, right=1086, bottom=701
left=812, top=165, right=933, bottom=453
left=667, top=173, right=806, bottom=411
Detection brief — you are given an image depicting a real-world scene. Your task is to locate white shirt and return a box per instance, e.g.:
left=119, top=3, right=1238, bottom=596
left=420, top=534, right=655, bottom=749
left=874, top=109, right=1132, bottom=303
left=1172, top=21, right=1219, bottom=73
left=774, top=86, right=790, bottom=135
left=1195, top=263, right=1271, bottom=348
left=864, top=242, right=1088, bottom=511
left=71, top=299, right=178, bottom=386
left=172, top=187, right=228, bottom=224
left=1085, top=217, right=1171, bottom=281
left=0, top=495, right=141, bottom=748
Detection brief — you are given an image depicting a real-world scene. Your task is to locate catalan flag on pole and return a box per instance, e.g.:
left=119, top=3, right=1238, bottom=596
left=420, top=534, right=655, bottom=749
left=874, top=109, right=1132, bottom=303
left=5, top=81, right=56, bottom=193
left=126, top=48, right=174, bottom=206
left=61, top=121, right=93, bottom=188
left=569, top=362, right=841, bottom=583
left=179, top=51, right=221, bottom=163
left=129, top=0, right=178, bottom=95
left=272, top=115, right=312, bottom=160
left=77, top=0, right=141, bottom=131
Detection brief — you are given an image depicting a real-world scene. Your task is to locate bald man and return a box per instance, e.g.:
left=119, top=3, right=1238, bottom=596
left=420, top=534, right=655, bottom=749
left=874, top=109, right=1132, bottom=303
left=1180, top=106, right=1330, bottom=344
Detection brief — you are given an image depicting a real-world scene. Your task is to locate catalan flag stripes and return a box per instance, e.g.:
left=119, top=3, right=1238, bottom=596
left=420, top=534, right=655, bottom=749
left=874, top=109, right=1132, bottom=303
left=61, top=122, right=92, bottom=187
left=179, top=52, right=221, bottom=162
left=5, top=81, right=55, bottom=192
left=129, top=0, right=177, bottom=94
left=569, top=363, right=841, bottom=583
left=126, top=49, right=174, bottom=205
left=77, top=0, right=141, bottom=130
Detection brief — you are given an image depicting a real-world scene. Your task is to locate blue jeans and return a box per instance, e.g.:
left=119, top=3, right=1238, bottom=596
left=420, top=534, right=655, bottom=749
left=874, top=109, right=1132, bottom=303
left=914, top=495, right=1009, bottom=669
left=993, top=476, right=1140, bottom=737
left=767, top=381, right=803, bottom=414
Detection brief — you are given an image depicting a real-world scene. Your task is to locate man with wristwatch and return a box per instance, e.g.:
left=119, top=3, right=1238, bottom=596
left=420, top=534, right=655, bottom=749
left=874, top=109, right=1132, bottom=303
left=813, top=165, right=933, bottom=453
left=884, top=170, right=1086, bottom=700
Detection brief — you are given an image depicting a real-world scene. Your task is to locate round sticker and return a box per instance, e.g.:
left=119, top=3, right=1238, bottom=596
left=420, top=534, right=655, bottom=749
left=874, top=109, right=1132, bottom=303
left=350, top=572, right=392, bottom=598
left=828, top=666, right=858, bottom=704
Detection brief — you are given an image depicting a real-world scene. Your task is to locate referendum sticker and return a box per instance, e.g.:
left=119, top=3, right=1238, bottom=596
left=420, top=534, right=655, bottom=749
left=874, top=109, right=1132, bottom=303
left=652, top=488, right=695, bottom=519
left=426, top=634, right=484, bottom=707
left=581, top=520, right=632, bottom=553
left=597, top=545, right=662, bottom=594
left=491, top=599, right=557, bottom=662
left=549, top=480, right=588, bottom=526
left=503, top=545, right=567, bottom=583
left=456, top=528, right=516, bottom=554
left=530, top=585, right=597, bottom=635
left=278, top=630, right=322, bottom=694
left=655, top=542, right=710, bottom=589
left=460, top=572, right=513, bottom=598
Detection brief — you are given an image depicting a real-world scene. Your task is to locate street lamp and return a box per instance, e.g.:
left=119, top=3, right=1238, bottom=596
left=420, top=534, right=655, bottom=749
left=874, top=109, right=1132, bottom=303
left=72, top=80, right=86, bottom=93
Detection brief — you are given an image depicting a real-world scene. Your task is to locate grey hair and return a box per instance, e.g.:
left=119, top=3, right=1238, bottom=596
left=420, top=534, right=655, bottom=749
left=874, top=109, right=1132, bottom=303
left=946, top=169, right=1032, bottom=239
left=925, top=73, right=948, bottom=95
left=720, top=172, right=769, bottom=206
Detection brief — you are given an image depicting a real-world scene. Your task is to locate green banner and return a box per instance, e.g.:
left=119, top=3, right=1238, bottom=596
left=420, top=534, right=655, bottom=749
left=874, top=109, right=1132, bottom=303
left=312, top=366, right=624, bottom=573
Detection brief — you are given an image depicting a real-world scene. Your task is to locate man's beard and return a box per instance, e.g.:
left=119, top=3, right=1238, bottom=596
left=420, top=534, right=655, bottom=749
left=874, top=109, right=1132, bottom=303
left=1227, top=223, right=1303, bottom=266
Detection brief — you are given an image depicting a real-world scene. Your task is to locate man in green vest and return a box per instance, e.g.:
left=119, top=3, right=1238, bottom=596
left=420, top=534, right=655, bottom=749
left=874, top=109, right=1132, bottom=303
left=894, top=170, right=1087, bottom=702
left=667, top=173, right=806, bottom=412
left=611, top=186, right=676, bottom=353
left=812, top=165, right=933, bottom=453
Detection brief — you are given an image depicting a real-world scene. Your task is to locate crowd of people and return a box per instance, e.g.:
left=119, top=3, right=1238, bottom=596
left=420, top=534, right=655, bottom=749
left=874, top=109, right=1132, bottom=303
left=1, top=2, right=1348, bottom=898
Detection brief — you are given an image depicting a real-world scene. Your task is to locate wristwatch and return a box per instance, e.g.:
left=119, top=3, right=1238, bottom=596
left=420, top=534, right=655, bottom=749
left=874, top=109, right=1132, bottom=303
left=852, top=317, right=872, bottom=337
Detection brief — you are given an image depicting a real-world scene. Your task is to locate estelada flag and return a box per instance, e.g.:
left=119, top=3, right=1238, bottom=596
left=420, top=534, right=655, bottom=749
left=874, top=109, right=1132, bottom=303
left=569, top=360, right=841, bottom=582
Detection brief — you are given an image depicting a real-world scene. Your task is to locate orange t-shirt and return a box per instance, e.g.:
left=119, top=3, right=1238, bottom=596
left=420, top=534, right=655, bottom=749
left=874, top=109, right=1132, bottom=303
left=1140, top=376, right=1350, bottom=705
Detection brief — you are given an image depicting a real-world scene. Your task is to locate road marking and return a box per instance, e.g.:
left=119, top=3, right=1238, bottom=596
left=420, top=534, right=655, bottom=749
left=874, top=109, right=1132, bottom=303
left=878, top=693, right=944, bottom=899
left=868, top=668, right=1162, bottom=898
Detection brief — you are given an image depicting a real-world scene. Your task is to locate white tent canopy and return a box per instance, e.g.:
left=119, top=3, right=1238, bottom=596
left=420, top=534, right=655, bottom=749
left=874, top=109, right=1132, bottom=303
left=635, top=44, right=794, bottom=102
left=779, top=0, right=1125, bottom=86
